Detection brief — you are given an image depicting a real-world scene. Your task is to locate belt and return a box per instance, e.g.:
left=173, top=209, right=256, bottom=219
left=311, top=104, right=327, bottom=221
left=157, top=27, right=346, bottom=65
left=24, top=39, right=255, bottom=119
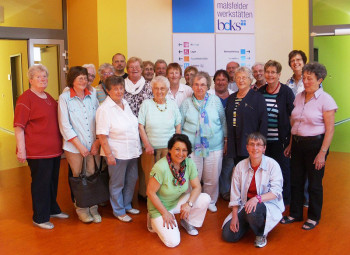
left=293, top=134, right=324, bottom=142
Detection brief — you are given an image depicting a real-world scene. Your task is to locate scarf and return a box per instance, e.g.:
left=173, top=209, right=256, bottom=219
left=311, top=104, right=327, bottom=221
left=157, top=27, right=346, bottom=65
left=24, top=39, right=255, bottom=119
left=124, top=77, right=146, bottom=95
left=166, top=153, right=186, bottom=186
left=192, top=93, right=213, bottom=157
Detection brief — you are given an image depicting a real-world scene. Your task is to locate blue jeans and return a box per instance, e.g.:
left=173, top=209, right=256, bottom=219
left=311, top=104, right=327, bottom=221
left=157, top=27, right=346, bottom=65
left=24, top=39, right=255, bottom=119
left=219, top=156, right=235, bottom=196
left=108, top=158, right=138, bottom=216
left=222, top=202, right=267, bottom=242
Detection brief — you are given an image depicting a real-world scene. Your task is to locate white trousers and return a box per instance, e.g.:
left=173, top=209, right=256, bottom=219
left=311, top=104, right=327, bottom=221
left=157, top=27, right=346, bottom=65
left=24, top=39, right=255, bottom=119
left=191, top=150, right=223, bottom=205
left=151, top=192, right=210, bottom=248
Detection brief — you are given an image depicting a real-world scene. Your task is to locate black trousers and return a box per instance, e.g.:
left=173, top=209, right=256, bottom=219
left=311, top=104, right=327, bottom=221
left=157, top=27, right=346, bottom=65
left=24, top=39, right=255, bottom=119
left=290, top=136, right=327, bottom=221
left=266, top=141, right=291, bottom=205
left=27, top=157, right=62, bottom=223
left=222, top=202, right=267, bottom=242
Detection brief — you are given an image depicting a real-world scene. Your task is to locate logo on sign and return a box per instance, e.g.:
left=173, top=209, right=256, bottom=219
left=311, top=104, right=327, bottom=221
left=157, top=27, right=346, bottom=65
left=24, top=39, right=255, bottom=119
left=217, top=19, right=242, bottom=31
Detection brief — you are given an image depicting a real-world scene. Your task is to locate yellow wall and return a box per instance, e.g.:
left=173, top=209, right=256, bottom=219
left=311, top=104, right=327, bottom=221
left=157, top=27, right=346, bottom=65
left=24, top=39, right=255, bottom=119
left=67, top=0, right=99, bottom=86
left=0, top=40, right=29, bottom=132
left=0, top=0, right=62, bottom=29
left=40, top=46, right=60, bottom=100
left=293, top=0, right=309, bottom=57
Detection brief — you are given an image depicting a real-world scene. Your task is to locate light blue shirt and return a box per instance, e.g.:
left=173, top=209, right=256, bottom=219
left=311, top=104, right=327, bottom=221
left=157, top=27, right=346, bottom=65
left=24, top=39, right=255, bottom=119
left=223, top=155, right=285, bottom=235
left=138, top=99, right=181, bottom=149
left=180, top=94, right=227, bottom=152
left=58, top=89, right=99, bottom=153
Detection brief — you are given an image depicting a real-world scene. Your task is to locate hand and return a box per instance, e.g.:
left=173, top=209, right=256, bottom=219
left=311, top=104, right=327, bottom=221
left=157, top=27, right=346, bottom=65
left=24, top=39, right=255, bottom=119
left=144, top=144, right=154, bottom=155
left=230, top=214, right=239, bottom=233
left=314, top=152, right=326, bottom=170
left=77, top=144, right=90, bottom=157
left=223, top=139, right=228, bottom=155
left=162, top=211, right=177, bottom=229
left=284, top=144, right=291, bottom=158
left=180, top=203, right=191, bottom=220
left=244, top=197, right=259, bottom=214
left=106, top=154, right=116, bottom=166
left=90, top=140, right=100, bottom=155
left=16, top=148, right=26, bottom=163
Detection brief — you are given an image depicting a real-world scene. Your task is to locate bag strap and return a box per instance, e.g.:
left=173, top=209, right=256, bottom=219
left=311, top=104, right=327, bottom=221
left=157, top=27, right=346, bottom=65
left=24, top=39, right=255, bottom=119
left=81, top=156, right=87, bottom=177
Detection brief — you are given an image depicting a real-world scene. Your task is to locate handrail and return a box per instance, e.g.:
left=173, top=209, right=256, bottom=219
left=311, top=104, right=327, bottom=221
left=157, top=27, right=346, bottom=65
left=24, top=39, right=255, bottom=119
left=335, top=118, right=350, bottom=126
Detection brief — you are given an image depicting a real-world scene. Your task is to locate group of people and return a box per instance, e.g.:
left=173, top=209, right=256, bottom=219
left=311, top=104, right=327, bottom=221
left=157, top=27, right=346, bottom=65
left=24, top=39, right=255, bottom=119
left=14, top=50, right=337, bottom=248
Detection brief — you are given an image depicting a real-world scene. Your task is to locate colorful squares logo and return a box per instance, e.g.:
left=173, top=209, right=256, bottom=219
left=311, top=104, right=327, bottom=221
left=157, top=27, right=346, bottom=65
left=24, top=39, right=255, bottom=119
left=184, top=42, right=189, bottom=48
left=184, top=56, right=190, bottom=62
left=184, top=63, right=190, bottom=68
left=241, top=20, right=246, bottom=26
left=240, top=49, right=246, bottom=54
left=184, top=49, right=189, bottom=55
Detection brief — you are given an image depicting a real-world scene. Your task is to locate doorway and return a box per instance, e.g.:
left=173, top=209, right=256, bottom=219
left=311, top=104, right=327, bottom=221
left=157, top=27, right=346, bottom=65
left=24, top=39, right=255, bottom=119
left=10, top=54, right=23, bottom=111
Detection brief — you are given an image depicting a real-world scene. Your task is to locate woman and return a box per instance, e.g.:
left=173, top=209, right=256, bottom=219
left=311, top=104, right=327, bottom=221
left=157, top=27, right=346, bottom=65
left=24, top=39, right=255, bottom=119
left=96, top=63, right=115, bottom=104
left=180, top=71, right=226, bottom=212
left=208, top=69, right=234, bottom=201
left=222, top=133, right=284, bottom=248
left=147, top=134, right=211, bottom=248
left=58, top=66, right=101, bottom=223
left=184, top=65, right=198, bottom=86
left=14, top=64, right=68, bottom=230
left=226, top=67, right=267, bottom=165
left=142, top=61, right=155, bottom=82
left=96, top=76, right=142, bottom=222
left=139, top=76, right=181, bottom=189
left=166, top=63, right=192, bottom=107
left=124, top=57, right=153, bottom=117
left=286, top=50, right=307, bottom=95
left=258, top=60, right=295, bottom=205
left=282, top=62, right=337, bottom=230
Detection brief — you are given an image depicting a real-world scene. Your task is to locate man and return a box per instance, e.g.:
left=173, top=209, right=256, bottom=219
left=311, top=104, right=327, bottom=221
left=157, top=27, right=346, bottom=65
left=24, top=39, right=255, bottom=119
left=208, top=70, right=234, bottom=201
left=251, top=62, right=266, bottom=91
left=112, top=53, right=128, bottom=79
left=226, top=61, right=240, bottom=92
left=142, top=61, right=155, bottom=82
left=82, top=64, right=97, bottom=87
left=154, top=59, right=167, bottom=76
left=222, top=132, right=284, bottom=248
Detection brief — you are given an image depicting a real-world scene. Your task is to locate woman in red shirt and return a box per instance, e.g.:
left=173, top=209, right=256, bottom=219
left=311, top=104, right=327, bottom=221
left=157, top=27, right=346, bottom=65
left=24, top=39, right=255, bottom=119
left=14, top=64, right=68, bottom=230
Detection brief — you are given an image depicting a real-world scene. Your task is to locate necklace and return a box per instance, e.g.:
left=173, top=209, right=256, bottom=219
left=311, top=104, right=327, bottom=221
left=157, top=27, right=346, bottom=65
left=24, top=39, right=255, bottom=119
left=30, top=88, right=47, bottom=99
left=153, top=99, right=167, bottom=112
left=267, top=82, right=280, bottom=95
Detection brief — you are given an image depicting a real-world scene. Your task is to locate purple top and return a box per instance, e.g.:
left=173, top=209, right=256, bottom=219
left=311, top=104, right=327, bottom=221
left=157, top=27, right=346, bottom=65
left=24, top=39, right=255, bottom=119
left=291, top=88, right=337, bottom=136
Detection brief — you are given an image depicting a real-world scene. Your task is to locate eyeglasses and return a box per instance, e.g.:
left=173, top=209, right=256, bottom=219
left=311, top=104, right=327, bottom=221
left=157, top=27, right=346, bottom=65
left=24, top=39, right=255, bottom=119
left=102, top=72, right=114, bottom=76
left=76, top=76, right=88, bottom=82
left=248, top=143, right=265, bottom=148
left=88, top=74, right=96, bottom=79
left=265, top=71, right=278, bottom=75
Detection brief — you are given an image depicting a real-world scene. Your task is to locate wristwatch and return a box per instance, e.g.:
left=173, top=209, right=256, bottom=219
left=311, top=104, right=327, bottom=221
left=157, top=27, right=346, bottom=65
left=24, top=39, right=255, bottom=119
left=187, top=201, right=193, bottom=208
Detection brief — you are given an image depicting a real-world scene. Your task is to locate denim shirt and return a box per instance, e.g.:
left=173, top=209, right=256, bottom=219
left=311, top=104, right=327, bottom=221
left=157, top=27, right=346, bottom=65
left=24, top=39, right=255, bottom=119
left=58, top=88, right=99, bottom=153
left=222, top=155, right=285, bottom=235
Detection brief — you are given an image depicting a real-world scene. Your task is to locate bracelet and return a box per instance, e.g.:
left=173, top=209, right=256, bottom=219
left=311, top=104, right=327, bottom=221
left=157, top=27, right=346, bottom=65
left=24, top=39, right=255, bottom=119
left=256, top=195, right=262, bottom=203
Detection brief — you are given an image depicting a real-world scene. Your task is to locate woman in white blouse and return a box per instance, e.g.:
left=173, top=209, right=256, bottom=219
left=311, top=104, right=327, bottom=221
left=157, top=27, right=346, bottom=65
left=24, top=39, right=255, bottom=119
left=96, top=76, right=142, bottom=223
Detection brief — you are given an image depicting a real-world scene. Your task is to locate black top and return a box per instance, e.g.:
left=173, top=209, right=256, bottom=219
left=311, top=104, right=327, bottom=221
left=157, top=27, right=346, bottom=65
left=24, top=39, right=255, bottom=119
left=225, top=89, right=268, bottom=158
left=258, top=83, right=295, bottom=146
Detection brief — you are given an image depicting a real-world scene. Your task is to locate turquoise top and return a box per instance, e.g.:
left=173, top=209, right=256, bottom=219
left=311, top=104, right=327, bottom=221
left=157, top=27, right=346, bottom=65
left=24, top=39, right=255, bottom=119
left=180, top=94, right=227, bottom=152
left=147, top=157, right=198, bottom=218
left=138, top=99, right=181, bottom=149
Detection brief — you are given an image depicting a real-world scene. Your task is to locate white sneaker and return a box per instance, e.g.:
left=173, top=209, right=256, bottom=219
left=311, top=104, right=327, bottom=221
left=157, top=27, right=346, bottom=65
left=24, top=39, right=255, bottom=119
left=76, top=207, right=93, bottom=223
left=126, top=208, right=140, bottom=215
left=50, top=212, right=69, bottom=219
left=147, top=213, right=155, bottom=233
left=254, top=236, right=267, bottom=248
left=33, top=221, right=54, bottom=230
left=117, top=214, right=132, bottom=222
left=90, top=205, right=102, bottom=223
left=208, top=204, right=217, bottom=212
left=180, top=220, right=198, bottom=236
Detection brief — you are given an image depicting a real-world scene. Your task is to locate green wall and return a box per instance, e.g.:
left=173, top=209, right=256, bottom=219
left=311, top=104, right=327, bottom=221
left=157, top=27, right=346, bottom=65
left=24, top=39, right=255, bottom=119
left=314, top=36, right=350, bottom=153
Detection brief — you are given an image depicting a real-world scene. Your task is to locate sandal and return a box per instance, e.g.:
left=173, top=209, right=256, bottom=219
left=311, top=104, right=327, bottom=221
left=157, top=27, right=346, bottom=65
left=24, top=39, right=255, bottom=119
left=302, top=221, right=318, bottom=230
left=280, top=216, right=301, bottom=224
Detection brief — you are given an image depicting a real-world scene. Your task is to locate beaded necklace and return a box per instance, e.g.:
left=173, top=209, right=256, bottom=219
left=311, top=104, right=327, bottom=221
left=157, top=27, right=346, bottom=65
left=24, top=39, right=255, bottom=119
left=153, top=98, right=167, bottom=112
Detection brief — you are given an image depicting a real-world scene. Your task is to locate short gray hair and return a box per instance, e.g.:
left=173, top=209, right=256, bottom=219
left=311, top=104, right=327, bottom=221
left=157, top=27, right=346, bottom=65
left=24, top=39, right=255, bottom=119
left=82, top=63, right=96, bottom=72
left=246, top=132, right=267, bottom=146
left=98, top=63, right=115, bottom=76
left=150, top=76, right=170, bottom=89
left=235, top=66, right=254, bottom=81
left=251, top=62, right=265, bottom=70
left=302, top=62, right=327, bottom=81
left=191, top=71, right=211, bottom=89
left=28, top=64, right=49, bottom=79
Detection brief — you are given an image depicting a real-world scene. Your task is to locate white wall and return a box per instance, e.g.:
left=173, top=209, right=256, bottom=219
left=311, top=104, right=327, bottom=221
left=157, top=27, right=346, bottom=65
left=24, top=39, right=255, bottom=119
left=127, top=0, right=293, bottom=82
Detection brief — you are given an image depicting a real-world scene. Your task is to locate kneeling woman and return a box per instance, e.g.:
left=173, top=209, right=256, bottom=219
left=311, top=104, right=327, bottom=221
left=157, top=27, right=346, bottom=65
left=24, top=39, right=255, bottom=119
left=147, top=134, right=210, bottom=248
left=222, top=133, right=284, bottom=248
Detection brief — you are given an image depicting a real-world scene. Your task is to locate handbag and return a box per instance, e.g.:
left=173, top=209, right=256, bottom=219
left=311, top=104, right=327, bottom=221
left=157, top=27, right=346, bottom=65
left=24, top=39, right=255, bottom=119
left=69, top=156, right=110, bottom=208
